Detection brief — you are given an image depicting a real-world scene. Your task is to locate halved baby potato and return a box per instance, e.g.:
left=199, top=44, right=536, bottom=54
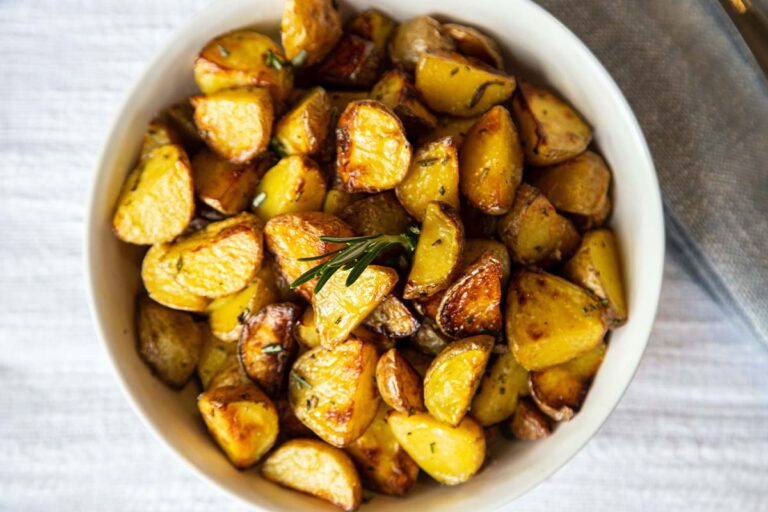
left=314, top=34, right=383, bottom=88
left=396, top=137, right=460, bottom=221
left=415, top=50, right=516, bottom=117
left=113, top=144, right=194, bottom=245
left=511, top=81, right=591, bottom=166
left=273, top=87, right=332, bottom=156
left=404, top=202, right=464, bottom=299
left=197, top=330, right=236, bottom=390
left=506, top=269, right=607, bottom=371
left=340, top=192, right=413, bottom=236
left=288, top=338, right=379, bottom=447
left=141, top=243, right=211, bottom=312
left=337, top=100, right=412, bottom=193
left=459, top=105, right=523, bottom=215
left=471, top=352, right=529, bottom=426
left=262, top=439, right=362, bottom=511
left=371, top=69, right=437, bottom=135
left=387, top=411, right=485, bottom=486
left=423, top=335, right=493, bottom=425
left=443, top=23, right=504, bottom=69
left=252, top=155, right=327, bottom=221
left=388, top=16, right=455, bottom=71
left=509, top=397, right=552, bottom=440
left=462, top=238, right=511, bottom=284
left=363, top=294, right=420, bottom=338
left=376, top=348, right=424, bottom=414
left=410, top=319, right=451, bottom=356
left=281, top=0, right=342, bottom=67
left=192, top=86, right=274, bottom=164
left=191, top=149, right=260, bottom=215
left=347, top=9, right=397, bottom=51
left=198, top=383, right=279, bottom=469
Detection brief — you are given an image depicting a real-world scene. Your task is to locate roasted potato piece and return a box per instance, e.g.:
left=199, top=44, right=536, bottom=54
left=289, top=338, right=379, bottom=447
left=443, top=23, right=504, bottom=69
left=197, top=330, right=236, bottom=390
left=252, top=155, right=327, bottom=221
left=273, top=87, right=332, bottom=157
left=363, top=294, right=419, bottom=338
left=314, top=34, right=383, bottom=88
left=497, top=183, right=580, bottom=267
left=323, top=188, right=363, bottom=216
left=198, top=383, right=279, bottom=469
left=295, top=307, right=321, bottom=349
left=404, top=202, right=463, bottom=299
left=371, top=70, right=437, bottom=135
left=509, top=397, right=552, bottom=440
left=166, top=101, right=203, bottom=150
left=415, top=50, right=516, bottom=117
left=140, top=117, right=181, bottom=158
left=141, top=243, right=211, bottom=312
left=388, top=16, right=455, bottom=71
left=435, top=253, right=503, bottom=338
left=512, top=81, right=592, bottom=166
left=387, top=411, right=485, bottom=485
left=192, top=86, right=274, bottom=164
left=327, top=90, right=370, bottom=113
left=276, top=398, right=317, bottom=440
left=410, top=319, right=450, bottom=356
left=281, top=0, right=342, bottom=67
left=207, top=354, right=251, bottom=389
left=160, top=213, right=263, bottom=298
left=423, top=335, right=493, bottom=425
left=346, top=403, right=419, bottom=496
left=336, top=100, right=412, bottom=193
left=459, top=105, right=523, bottom=215
left=313, top=265, right=399, bottom=349
left=531, top=341, right=606, bottom=421
left=395, top=137, right=460, bottom=221
left=376, top=348, right=424, bottom=414
left=347, top=9, right=397, bottom=51
left=262, top=439, right=362, bottom=511
left=137, top=296, right=203, bottom=388
left=463, top=238, right=511, bottom=283
left=398, top=347, right=433, bottom=377
left=506, top=269, right=607, bottom=371
left=191, top=149, right=260, bottom=215
left=340, top=192, right=412, bottom=236
left=573, top=194, right=611, bottom=231
left=113, top=145, right=194, bottom=245
left=420, top=116, right=479, bottom=147
left=412, top=290, right=443, bottom=321
left=471, top=352, right=529, bottom=426
left=264, top=211, right=354, bottom=300
left=194, top=29, right=293, bottom=102
left=461, top=202, right=498, bottom=238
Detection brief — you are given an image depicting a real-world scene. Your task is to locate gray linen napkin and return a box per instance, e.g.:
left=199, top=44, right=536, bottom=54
left=535, top=0, right=768, bottom=344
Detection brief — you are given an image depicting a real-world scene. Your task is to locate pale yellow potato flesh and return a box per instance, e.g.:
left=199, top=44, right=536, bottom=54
left=141, top=243, right=211, bottom=312
left=281, top=0, right=342, bottom=67
left=471, top=351, right=529, bottom=426
left=396, top=137, right=460, bottom=221
left=191, top=149, right=260, bottom=215
left=252, top=155, right=327, bottom=221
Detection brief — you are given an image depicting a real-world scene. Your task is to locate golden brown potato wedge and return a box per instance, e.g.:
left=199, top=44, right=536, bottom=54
left=471, top=352, right=529, bottom=426
left=313, top=265, right=399, bottom=349
left=113, top=145, right=194, bottom=245
left=239, top=302, right=301, bottom=396
left=340, top=192, right=412, bottom=236
left=273, top=87, right=332, bottom=157
left=160, top=213, right=263, bottom=298
left=207, top=354, right=251, bottom=389
left=323, top=188, right=363, bottom=216
left=252, top=155, right=327, bottom=221
left=459, top=105, right=523, bottom=215
left=563, top=229, right=627, bottom=326
left=194, top=29, right=293, bottom=102
left=136, top=296, right=203, bottom=388
left=346, top=403, right=419, bottom=496
left=197, top=329, right=237, bottom=390
left=509, top=397, right=552, bottom=440
left=463, top=238, right=511, bottom=283
left=388, top=16, right=455, bottom=71
left=376, top=348, right=424, bottom=414
left=141, top=243, right=211, bottom=312
left=140, top=117, right=181, bottom=159
left=371, top=69, right=437, bottom=135
left=410, top=319, right=451, bottom=356
left=395, top=137, right=460, bottom=221
left=435, top=253, right=503, bottom=338
left=387, top=411, right=485, bottom=485
left=419, top=116, right=479, bottom=147
left=497, top=183, right=580, bottom=267
left=346, top=9, right=397, bottom=52
left=192, top=86, right=274, bottom=164
left=264, top=211, right=355, bottom=300
left=198, top=383, right=279, bottom=469
left=295, top=307, right=321, bottom=349
left=191, top=149, right=260, bottom=215
left=530, top=341, right=606, bottom=421
left=336, top=100, right=412, bottom=193
left=262, top=439, right=362, bottom=511
left=415, top=50, right=516, bottom=117
left=363, top=294, right=419, bottom=338
left=314, top=34, right=383, bottom=88
left=281, top=0, right=342, bottom=67
left=288, top=338, right=379, bottom=447
left=511, top=81, right=592, bottom=166
left=404, top=201, right=464, bottom=299
left=506, top=269, right=607, bottom=371
left=443, top=23, right=504, bottom=69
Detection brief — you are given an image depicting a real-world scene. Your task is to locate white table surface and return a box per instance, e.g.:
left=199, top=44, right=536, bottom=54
left=1, top=1, right=767, bottom=510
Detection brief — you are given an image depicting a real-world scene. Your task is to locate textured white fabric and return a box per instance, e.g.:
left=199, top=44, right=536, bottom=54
left=0, top=1, right=766, bottom=511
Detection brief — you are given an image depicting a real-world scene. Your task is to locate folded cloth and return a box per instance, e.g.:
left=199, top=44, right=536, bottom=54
left=535, top=0, right=768, bottom=344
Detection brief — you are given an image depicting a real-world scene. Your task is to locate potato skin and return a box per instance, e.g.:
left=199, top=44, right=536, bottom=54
left=423, top=335, right=494, bottom=426
left=295, top=307, right=321, bottom=349
left=471, top=351, right=529, bottom=426
left=389, top=16, right=455, bottom=71
left=252, top=155, right=327, bottom=221
left=274, top=87, right=332, bottom=157
left=410, top=318, right=450, bottom=356
left=363, top=294, right=419, bottom=338
left=376, top=349, right=424, bottom=414
left=281, top=0, right=342, bottom=67
left=197, top=330, right=236, bottom=390
left=509, top=397, right=552, bottom=440
left=137, top=296, right=203, bottom=388
left=336, top=100, right=412, bottom=193
left=314, top=34, right=383, bottom=88
left=141, top=243, right=211, bottom=312
left=443, top=23, right=504, bottom=69
left=262, top=439, right=362, bottom=511
left=371, top=69, right=437, bottom=136
left=347, top=9, right=397, bottom=51
left=141, top=117, right=181, bottom=159
left=463, top=238, right=511, bottom=283
left=340, top=192, right=412, bottom=236
left=288, top=338, right=380, bottom=447
left=419, top=116, right=479, bottom=148
left=191, top=149, right=260, bottom=215
left=506, top=269, right=607, bottom=371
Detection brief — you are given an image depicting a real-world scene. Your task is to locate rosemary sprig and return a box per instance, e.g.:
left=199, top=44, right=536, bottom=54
left=290, top=228, right=420, bottom=294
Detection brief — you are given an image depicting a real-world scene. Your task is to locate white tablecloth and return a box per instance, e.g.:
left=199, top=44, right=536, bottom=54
left=1, top=1, right=766, bottom=510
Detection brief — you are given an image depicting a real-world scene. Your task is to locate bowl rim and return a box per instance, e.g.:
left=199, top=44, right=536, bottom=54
left=84, top=0, right=665, bottom=510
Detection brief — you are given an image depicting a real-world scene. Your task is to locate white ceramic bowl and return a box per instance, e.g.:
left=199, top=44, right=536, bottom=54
left=85, top=0, right=664, bottom=510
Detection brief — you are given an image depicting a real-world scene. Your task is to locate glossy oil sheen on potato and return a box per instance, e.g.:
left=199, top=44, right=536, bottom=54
left=141, top=243, right=211, bottom=312
left=363, top=294, right=420, bottom=338
left=252, top=155, right=327, bottom=221
left=462, top=238, right=511, bottom=283
left=281, top=0, right=342, bottom=67
left=471, top=351, right=529, bottom=426
left=371, top=69, right=437, bottom=135
left=375, top=348, right=424, bottom=414
left=273, top=87, right=331, bottom=156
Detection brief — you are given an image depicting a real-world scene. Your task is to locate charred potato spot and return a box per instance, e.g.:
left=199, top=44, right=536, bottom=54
left=363, top=294, right=419, bottom=338
left=371, top=69, right=437, bottom=136
left=375, top=349, right=424, bottom=413
left=346, top=9, right=397, bottom=52
left=389, top=16, right=455, bottom=71
left=141, top=243, right=212, bottom=312
left=443, top=23, right=504, bottom=69
left=471, top=352, right=529, bottom=426
left=281, top=0, right=342, bottom=67
left=462, top=238, right=511, bottom=283
left=191, top=149, right=260, bottom=215
left=314, top=34, right=383, bottom=88
left=252, top=155, right=327, bottom=221
left=410, top=318, right=451, bottom=356
left=274, top=87, right=332, bottom=157
left=340, top=192, right=413, bottom=236
left=506, top=269, right=607, bottom=371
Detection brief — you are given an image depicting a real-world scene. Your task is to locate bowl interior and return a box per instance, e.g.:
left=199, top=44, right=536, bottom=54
left=86, top=0, right=664, bottom=510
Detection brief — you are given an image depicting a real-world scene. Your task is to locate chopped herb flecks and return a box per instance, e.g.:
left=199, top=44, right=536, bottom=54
left=290, top=371, right=312, bottom=389
left=262, top=343, right=283, bottom=354
left=252, top=191, right=267, bottom=208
